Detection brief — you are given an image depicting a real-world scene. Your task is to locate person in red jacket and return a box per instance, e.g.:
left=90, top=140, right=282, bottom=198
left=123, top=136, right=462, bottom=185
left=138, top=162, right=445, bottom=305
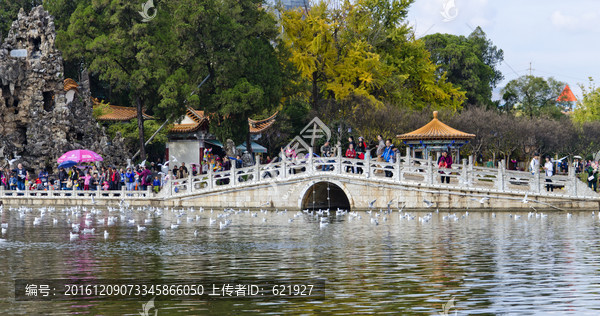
left=437, top=151, right=453, bottom=184
left=345, top=143, right=357, bottom=173
left=138, top=166, right=152, bottom=191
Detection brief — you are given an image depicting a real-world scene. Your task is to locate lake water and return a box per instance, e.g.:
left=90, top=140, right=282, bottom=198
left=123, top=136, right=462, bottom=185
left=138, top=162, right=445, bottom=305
left=1, top=205, right=600, bottom=315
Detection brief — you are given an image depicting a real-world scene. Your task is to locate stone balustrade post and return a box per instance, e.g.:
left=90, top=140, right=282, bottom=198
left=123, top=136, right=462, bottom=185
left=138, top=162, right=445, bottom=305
left=147, top=186, right=153, bottom=197
left=208, top=167, right=214, bottom=189
left=365, top=150, right=371, bottom=178
left=188, top=171, right=193, bottom=192
left=231, top=160, right=237, bottom=186
left=282, top=158, right=287, bottom=179
left=568, top=163, right=577, bottom=196
left=496, top=159, right=505, bottom=191
left=530, top=168, right=541, bottom=193
left=308, top=148, right=314, bottom=174
left=337, top=146, right=342, bottom=175
left=255, top=155, right=260, bottom=184
left=426, top=155, right=433, bottom=185
left=461, top=158, right=468, bottom=187
left=396, top=153, right=402, bottom=182
left=405, top=147, right=411, bottom=168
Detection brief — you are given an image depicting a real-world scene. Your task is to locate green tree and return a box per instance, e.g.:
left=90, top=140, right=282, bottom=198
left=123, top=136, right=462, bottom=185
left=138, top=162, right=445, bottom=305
left=422, top=26, right=504, bottom=108
left=501, top=75, right=566, bottom=118
left=58, top=0, right=176, bottom=161
left=573, top=78, right=600, bottom=124
left=159, top=0, right=283, bottom=153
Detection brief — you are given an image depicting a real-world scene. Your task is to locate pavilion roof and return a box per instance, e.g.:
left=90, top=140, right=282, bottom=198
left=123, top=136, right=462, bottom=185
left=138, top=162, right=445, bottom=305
left=169, top=108, right=208, bottom=133
left=397, top=111, right=475, bottom=141
left=93, top=98, right=154, bottom=122
left=248, top=111, right=278, bottom=133
left=63, top=78, right=78, bottom=91
left=169, top=108, right=277, bottom=134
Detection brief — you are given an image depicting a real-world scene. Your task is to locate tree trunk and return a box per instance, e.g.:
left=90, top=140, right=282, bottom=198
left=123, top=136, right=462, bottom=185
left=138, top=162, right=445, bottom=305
left=311, top=71, right=319, bottom=108
left=246, top=124, right=253, bottom=161
left=136, top=96, right=146, bottom=161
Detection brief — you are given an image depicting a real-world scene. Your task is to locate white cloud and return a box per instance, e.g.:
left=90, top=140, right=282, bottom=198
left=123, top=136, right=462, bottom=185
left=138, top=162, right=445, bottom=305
left=551, top=10, right=600, bottom=32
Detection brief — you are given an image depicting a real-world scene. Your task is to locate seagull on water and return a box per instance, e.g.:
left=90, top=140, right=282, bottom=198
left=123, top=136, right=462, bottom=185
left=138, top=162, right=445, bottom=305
left=69, top=232, right=79, bottom=240
left=137, top=225, right=146, bottom=232
left=104, top=230, right=109, bottom=239
left=522, top=193, right=529, bottom=204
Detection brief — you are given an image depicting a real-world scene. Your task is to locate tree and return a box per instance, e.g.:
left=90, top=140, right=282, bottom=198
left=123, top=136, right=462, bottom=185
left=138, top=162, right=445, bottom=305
left=423, top=27, right=504, bottom=108
left=501, top=75, right=566, bottom=118
left=280, top=0, right=465, bottom=112
left=572, top=78, right=600, bottom=124
left=59, top=0, right=176, bottom=161
left=159, top=0, right=283, bottom=153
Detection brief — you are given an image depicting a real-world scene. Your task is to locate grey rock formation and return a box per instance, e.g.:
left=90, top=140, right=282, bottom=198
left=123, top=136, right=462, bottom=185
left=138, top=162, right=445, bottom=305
left=225, top=139, right=236, bottom=157
left=0, top=6, right=129, bottom=173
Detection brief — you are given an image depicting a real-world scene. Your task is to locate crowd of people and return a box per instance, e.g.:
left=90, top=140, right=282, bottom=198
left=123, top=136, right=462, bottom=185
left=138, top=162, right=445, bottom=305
left=2, top=136, right=596, bottom=193
left=0, top=163, right=163, bottom=193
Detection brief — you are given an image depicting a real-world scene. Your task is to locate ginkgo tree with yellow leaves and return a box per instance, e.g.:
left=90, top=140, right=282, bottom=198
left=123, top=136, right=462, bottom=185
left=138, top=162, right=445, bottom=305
left=279, top=0, right=465, bottom=113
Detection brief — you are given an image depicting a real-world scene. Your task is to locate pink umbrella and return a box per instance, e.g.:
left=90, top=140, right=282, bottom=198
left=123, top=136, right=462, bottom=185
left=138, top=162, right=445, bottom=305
left=57, top=149, right=104, bottom=164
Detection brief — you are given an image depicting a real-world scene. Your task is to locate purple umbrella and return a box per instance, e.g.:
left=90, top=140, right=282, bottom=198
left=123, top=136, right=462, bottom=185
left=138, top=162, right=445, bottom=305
left=57, top=149, right=103, bottom=164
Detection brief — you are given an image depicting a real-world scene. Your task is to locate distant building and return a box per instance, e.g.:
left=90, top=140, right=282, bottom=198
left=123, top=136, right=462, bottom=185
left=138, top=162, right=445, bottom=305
left=267, top=0, right=310, bottom=10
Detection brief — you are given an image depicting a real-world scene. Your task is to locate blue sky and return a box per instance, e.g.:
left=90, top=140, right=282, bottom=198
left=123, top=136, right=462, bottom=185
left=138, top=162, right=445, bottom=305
left=407, top=0, right=600, bottom=100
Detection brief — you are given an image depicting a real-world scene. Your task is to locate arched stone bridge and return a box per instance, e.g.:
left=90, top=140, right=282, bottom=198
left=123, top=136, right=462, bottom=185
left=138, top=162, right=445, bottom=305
left=2, top=150, right=599, bottom=210
left=160, top=150, right=600, bottom=211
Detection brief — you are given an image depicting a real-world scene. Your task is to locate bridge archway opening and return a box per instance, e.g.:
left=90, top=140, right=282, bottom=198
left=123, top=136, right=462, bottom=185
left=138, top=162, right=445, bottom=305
left=301, top=182, right=350, bottom=210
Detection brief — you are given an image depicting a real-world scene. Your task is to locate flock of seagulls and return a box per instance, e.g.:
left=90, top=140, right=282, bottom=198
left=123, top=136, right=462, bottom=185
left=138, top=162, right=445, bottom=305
left=0, top=190, right=595, bottom=243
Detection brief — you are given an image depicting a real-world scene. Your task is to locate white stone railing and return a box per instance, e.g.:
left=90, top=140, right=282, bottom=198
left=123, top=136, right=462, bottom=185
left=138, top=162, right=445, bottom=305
left=0, top=148, right=592, bottom=201
left=158, top=147, right=590, bottom=200
left=0, top=184, right=154, bottom=200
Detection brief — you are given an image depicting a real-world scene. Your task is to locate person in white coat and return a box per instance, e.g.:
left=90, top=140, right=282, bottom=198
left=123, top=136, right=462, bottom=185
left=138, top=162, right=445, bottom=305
left=543, top=156, right=554, bottom=192
left=529, top=153, right=540, bottom=175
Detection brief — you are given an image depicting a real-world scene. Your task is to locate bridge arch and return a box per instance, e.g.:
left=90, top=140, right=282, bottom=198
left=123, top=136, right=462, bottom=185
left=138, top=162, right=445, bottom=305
left=299, top=180, right=351, bottom=210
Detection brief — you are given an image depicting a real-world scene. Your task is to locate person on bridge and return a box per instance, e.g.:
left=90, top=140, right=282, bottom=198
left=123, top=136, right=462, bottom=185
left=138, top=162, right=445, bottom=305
left=382, top=139, right=395, bottom=177
left=586, top=163, right=598, bottom=192
left=356, top=137, right=367, bottom=174
left=376, top=135, right=385, bottom=158
left=437, top=151, right=453, bottom=184
left=529, top=154, right=540, bottom=175
left=345, top=143, right=357, bottom=173
left=321, top=141, right=332, bottom=171
left=543, top=156, right=554, bottom=192
left=13, top=163, right=27, bottom=191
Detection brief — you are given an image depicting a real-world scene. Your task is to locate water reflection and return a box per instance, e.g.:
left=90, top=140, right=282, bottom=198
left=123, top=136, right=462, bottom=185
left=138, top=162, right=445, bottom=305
left=0, top=206, right=599, bottom=314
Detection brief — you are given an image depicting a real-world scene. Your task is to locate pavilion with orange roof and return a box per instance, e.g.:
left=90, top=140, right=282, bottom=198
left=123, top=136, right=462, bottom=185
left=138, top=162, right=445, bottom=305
left=167, top=107, right=277, bottom=166
left=397, top=111, right=475, bottom=160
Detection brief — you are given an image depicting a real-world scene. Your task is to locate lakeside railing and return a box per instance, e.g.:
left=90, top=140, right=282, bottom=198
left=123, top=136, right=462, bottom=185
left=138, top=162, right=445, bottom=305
left=160, top=147, right=593, bottom=200
left=0, top=148, right=595, bottom=201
